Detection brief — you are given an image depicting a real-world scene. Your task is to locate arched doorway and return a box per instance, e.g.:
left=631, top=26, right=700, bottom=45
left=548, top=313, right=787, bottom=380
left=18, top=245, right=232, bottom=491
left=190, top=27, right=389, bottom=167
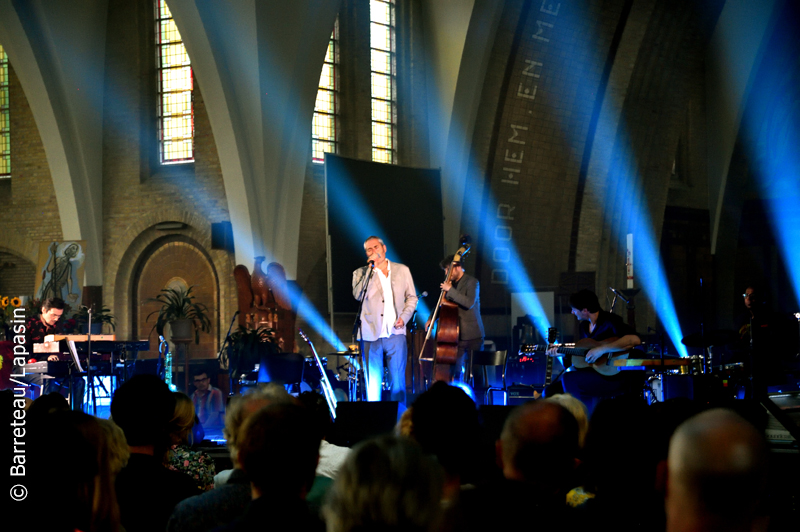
left=133, top=236, right=219, bottom=363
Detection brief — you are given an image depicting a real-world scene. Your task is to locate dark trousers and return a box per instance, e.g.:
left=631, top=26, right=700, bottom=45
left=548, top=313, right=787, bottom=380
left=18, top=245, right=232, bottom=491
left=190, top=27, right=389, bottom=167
left=47, top=374, right=86, bottom=411
left=456, top=337, right=484, bottom=383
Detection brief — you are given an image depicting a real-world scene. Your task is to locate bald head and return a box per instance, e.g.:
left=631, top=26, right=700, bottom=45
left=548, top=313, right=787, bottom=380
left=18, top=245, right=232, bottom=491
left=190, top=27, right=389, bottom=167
left=666, top=409, right=769, bottom=532
left=499, top=401, right=579, bottom=483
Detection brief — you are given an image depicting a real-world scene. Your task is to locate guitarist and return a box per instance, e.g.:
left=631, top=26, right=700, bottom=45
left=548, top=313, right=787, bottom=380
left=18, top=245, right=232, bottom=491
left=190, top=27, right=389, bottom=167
left=552, top=289, right=643, bottom=413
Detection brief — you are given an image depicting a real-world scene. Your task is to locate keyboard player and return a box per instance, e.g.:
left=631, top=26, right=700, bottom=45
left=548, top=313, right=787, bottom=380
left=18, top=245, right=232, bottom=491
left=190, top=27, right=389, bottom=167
left=20, top=297, right=85, bottom=409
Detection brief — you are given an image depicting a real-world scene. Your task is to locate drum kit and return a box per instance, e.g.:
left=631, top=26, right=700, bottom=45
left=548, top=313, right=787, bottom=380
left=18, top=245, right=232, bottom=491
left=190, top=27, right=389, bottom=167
left=645, top=329, right=748, bottom=404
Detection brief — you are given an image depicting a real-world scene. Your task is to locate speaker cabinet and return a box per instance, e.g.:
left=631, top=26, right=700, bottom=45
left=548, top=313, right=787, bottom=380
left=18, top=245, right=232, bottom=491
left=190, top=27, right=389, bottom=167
left=211, top=221, right=234, bottom=253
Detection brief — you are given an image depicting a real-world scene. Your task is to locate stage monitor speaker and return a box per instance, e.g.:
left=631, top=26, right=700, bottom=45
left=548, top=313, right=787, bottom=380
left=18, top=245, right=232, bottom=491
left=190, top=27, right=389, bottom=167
left=506, top=350, right=550, bottom=387
left=507, top=385, right=541, bottom=406
left=328, top=401, right=399, bottom=447
left=211, top=221, right=234, bottom=253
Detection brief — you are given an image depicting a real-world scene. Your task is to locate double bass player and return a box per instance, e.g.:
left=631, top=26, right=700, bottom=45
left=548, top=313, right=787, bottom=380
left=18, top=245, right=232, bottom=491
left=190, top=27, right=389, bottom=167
left=427, top=255, right=484, bottom=383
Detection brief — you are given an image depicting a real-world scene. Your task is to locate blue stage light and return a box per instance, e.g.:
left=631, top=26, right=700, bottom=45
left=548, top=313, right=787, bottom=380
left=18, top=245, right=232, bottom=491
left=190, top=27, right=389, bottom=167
left=634, top=224, right=689, bottom=358
left=450, top=380, right=478, bottom=404
left=589, top=122, right=688, bottom=357
left=443, top=147, right=553, bottom=339
left=325, top=167, right=433, bottom=324
left=736, top=30, right=800, bottom=308
left=756, top=188, right=800, bottom=307
left=286, top=282, right=348, bottom=352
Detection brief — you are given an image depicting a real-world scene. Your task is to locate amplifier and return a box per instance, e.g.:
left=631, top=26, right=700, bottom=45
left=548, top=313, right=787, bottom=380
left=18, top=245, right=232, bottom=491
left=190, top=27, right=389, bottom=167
left=506, top=350, right=563, bottom=388
left=507, top=384, right=542, bottom=406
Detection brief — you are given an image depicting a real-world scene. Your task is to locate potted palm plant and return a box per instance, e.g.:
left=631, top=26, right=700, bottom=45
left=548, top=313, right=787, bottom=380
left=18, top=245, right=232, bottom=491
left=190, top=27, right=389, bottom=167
left=146, top=286, right=211, bottom=344
left=74, top=305, right=116, bottom=334
left=227, top=324, right=278, bottom=383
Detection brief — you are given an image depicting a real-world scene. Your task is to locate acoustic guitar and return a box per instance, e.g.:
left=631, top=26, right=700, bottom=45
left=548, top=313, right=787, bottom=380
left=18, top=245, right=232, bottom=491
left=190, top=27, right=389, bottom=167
left=520, top=337, right=632, bottom=377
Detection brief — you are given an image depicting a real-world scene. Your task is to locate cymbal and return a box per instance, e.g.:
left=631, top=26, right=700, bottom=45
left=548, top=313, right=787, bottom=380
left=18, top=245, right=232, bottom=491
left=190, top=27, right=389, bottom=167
left=680, top=330, right=738, bottom=348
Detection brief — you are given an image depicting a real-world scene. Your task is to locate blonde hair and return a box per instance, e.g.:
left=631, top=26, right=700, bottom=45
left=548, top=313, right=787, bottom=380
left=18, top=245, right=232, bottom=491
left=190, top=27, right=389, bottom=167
left=223, top=383, right=294, bottom=463
left=97, top=418, right=130, bottom=475
left=323, top=436, right=444, bottom=532
left=168, top=392, right=196, bottom=445
left=546, top=393, right=589, bottom=448
left=396, top=406, right=413, bottom=437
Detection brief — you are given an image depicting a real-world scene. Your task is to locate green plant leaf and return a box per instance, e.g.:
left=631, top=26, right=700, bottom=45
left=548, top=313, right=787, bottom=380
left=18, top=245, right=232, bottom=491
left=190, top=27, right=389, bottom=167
left=145, top=285, right=211, bottom=344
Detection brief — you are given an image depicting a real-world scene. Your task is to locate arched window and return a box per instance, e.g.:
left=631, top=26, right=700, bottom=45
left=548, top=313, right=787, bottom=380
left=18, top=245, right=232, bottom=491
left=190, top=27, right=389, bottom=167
left=312, top=24, right=339, bottom=164
left=155, top=0, right=194, bottom=164
left=370, top=0, right=396, bottom=164
left=0, top=45, right=9, bottom=178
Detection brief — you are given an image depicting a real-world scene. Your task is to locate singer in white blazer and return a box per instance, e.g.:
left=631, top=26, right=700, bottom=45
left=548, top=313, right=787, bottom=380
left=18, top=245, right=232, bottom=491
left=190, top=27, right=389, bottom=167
left=352, top=236, right=418, bottom=402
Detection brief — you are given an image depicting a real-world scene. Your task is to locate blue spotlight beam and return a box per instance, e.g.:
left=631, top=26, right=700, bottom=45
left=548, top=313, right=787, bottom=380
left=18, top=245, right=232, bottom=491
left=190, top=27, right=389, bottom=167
left=473, top=184, right=552, bottom=339
left=425, top=98, right=554, bottom=338
left=759, top=184, right=800, bottom=308
left=325, top=165, right=433, bottom=324
left=734, top=3, right=800, bottom=309
left=588, top=116, right=687, bottom=357
left=287, top=283, right=347, bottom=352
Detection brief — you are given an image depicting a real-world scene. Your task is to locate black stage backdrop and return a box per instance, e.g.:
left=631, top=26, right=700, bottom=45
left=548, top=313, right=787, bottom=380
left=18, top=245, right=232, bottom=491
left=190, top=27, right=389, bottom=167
left=325, top=154, right=444, bottom=315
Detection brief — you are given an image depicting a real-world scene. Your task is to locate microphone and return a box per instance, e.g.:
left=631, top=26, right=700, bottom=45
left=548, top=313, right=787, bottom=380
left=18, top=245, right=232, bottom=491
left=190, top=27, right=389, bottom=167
left=609, top=286, right=630, bottom=304
left=368, top=260, right=375, bottom=268
left=233, top=310, right=240, bottom=317
left=418, top=291, right=428, bottom=298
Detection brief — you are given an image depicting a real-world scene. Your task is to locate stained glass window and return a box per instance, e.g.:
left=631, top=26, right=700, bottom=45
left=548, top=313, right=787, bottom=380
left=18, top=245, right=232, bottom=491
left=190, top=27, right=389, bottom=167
left=370, top=0, right=396, bottom=164
left=0, top=45, right=10, bottom=178
left=312, top=24, right=338, bottom=164
left=156, top=0, right=194, bottom=164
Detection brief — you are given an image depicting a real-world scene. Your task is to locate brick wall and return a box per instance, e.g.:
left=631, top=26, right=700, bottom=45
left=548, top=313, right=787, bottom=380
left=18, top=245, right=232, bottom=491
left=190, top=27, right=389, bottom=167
left=100, top=0, right=234, bottom=349
left=464, top=0, right=723, bottom=341
left=0, top=64, right=62, bottom=267
left=0, top=250, right=35, bottom=296
left=468, top=0, right=623, bottom=334
left=0, top=0, right=731, bottom=357
left=587, top=0, right=722, bottom=333
left=136, top=239, right=218, bottom=360
left=0, top=0, right=236, bottom=350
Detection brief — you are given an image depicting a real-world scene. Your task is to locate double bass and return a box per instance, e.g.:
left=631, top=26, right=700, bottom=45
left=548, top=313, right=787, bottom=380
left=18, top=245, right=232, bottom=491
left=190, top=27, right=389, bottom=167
left=420, top=236, right=471, bottom=384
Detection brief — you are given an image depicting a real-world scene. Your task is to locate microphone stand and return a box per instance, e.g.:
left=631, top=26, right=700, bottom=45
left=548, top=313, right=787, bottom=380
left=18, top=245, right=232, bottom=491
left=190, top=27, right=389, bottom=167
left=406, top=291, right=427, bottom=394
left=218, top=311, right=240, bottom=396
left=407, top=309, right=418, bottom=394
left=352, top=263, right=376, bottom=401
left=87, top=307, right=95, bottom=415
left=157, top=335, right=167, bottom=381
left=609, top=289, right=620, bottom=313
